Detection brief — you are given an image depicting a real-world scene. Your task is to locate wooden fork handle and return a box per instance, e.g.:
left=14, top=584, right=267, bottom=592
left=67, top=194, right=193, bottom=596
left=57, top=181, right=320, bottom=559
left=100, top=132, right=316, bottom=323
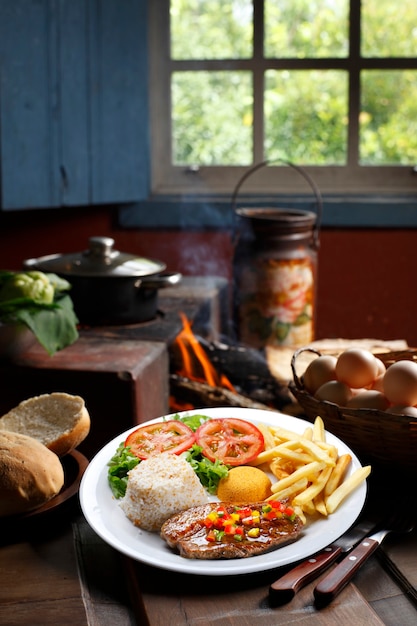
left=269, top=545, right=343, bottom=605
left=314, top=538, right=380, bottom=607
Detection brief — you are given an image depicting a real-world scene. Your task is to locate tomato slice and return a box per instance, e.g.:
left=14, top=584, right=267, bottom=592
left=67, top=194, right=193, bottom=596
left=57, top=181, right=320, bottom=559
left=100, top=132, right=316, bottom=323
left=125, top=420, right=196, bottom=459
left=195, top=418, right=265, bottom=466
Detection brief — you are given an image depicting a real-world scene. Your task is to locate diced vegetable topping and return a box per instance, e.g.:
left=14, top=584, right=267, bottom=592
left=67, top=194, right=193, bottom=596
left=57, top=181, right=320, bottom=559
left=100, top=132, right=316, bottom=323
left=203, top=502, right=296, bottom=543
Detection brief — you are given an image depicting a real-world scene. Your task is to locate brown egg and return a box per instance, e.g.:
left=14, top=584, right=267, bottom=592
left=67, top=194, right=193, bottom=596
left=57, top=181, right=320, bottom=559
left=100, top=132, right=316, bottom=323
left=366, top=359, right=386, bottom=389
left=385, top=404, right=417, bottom=418
left=314, top=380, right=353, bottom=406
left=346, top=389, right=390, bottom=411
left=303, top=355, right=337, bottom=394
left=375, top=358, right=386, bottom=377
left=335, top=348, right=379, bottom=389
left=370, top=374, right=385, bottom=393
left=350, top=386, right=366, bottom=396
left=383, top=360, right=417, bottom=406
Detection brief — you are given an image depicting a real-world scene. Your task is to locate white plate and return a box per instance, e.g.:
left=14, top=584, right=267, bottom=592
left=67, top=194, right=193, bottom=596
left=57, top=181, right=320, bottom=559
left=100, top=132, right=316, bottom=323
left=79, top=407, right=367, bottom=576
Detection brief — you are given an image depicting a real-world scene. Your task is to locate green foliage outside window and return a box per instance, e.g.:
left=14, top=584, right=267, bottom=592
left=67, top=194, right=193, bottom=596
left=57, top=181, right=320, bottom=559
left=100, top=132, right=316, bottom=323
left=170, top=0, right=417, bottom=167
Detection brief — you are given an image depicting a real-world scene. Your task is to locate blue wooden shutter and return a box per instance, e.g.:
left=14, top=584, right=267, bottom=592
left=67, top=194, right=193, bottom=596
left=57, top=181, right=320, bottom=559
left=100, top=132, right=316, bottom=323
left=0, top=0, right=149, bottom=210
left=0, top=1, right=60, bottom=208
left=87, top=0, right=149, bottom=204
left=58, top=0, right=90, bottom=206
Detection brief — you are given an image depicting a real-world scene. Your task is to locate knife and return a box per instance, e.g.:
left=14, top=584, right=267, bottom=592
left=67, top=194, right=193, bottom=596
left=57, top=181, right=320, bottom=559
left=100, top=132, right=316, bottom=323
left=269, top=515, right=378, bottom=606
left=313, top=530, right=384, bottom=607
left=313, top=512, right=415, bottom=608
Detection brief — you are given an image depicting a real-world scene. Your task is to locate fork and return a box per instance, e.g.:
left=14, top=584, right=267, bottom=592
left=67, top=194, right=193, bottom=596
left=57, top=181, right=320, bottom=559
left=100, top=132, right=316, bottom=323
left=313, top=501, right=416, bottom=607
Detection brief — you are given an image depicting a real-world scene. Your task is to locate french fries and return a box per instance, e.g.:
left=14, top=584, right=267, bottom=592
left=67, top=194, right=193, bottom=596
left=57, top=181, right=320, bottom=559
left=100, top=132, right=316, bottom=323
left=324, top=453, right=352, bottom=497
left=325, top=466, right=371, bottom=514
left=256, top=416, right=371, bottom=520
left=313, top=415, right=325, bottom=442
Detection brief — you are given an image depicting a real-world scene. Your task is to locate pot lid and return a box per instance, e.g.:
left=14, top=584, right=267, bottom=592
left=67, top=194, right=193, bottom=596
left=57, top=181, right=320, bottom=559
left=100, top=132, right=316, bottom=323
left=24, top=236, right=167, bottom=278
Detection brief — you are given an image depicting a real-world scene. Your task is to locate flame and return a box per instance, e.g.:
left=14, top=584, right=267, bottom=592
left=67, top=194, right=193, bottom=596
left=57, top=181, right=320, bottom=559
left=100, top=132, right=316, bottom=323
left=174, top=313, right=235, bottom=391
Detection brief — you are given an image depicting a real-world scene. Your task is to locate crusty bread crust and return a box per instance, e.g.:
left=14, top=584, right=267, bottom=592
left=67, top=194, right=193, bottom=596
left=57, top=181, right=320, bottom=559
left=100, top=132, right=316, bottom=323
left=0, top=392, right=91, bottom=456
left=0, top=431, right=64, bottom=516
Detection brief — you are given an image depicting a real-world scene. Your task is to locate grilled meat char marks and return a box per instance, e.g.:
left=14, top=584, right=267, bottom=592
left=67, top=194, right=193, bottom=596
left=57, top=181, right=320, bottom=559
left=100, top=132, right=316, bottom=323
left=160, top=501, right=303, bottom=559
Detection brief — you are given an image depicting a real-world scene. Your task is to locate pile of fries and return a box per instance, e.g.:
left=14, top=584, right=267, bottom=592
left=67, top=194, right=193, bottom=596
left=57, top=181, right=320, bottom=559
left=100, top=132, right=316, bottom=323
left=251, top=416, right=371, bottom=524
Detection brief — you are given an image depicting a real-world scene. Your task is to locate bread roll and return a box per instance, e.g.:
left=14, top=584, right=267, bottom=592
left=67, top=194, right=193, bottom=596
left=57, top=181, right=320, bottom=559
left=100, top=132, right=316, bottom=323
left=0, top=392, right=90, bottom=456
left=0, top=431, right=64, bottom=516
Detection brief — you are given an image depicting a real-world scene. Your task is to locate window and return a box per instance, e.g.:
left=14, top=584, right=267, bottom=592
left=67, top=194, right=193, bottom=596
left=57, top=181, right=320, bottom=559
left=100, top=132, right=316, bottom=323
left=149, top=0, right=417, bottom=198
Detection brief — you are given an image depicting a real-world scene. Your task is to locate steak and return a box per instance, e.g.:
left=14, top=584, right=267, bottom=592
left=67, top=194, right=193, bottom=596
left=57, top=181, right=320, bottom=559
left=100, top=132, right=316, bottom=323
left=160, top=501, right=304, bottom=559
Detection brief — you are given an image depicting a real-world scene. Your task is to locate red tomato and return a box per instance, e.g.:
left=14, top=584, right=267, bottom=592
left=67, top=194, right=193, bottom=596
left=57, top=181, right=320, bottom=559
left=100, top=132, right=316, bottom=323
left=195, top=418, right=264, bottom=466
left=125, top=420, right=196, bottom=459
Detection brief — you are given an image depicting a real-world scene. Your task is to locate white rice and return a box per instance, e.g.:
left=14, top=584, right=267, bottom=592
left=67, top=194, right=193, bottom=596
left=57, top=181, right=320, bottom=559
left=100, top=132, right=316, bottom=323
left=120, top=452, right=208, bottom=531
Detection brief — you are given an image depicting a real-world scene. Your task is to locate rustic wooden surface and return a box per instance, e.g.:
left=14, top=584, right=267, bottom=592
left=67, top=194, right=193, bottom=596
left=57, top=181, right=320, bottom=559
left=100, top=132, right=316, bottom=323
left=1, top=497, right=417, bottom=626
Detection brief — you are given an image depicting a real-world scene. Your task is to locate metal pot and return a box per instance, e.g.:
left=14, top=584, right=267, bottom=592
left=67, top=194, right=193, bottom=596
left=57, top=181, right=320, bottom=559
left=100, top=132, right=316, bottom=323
left=24, top=236, right=182, bottom=325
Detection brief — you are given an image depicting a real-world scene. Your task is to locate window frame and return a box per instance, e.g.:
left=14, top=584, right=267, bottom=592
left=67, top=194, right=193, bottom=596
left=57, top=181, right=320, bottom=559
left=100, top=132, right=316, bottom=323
left=148, top=0, right=417, bottom=199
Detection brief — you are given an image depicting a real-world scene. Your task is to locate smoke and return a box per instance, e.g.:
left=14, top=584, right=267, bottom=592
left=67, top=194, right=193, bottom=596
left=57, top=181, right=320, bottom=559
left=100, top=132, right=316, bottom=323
left=177, top=231, right=231, bottom=279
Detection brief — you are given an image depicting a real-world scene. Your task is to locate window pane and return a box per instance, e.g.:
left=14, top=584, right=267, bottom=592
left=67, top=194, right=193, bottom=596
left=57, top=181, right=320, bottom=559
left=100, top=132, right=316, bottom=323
left=362, top=0, right=417, bottom=57
left=265, top=70, right=348, bottom=164
left=265, top=0, right=349, bottom=58
left=172, top=71, right=253, bottom=165
left=170, top=0, right=253, bottom=60
left=360, top=70, right=417, bottom=165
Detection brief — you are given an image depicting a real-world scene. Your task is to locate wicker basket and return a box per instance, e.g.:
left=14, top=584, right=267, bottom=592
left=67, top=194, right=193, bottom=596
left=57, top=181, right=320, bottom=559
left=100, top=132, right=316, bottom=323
left=289, top=347, right=417, bottom=471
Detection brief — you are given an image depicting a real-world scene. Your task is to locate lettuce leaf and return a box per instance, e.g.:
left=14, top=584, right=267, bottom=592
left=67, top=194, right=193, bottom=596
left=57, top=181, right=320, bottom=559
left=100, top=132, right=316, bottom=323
left=185, top=444, right=229, bottom=494
left=107, top=442, right=140, bottom=498
left=174, top=412, right=211, bottom=431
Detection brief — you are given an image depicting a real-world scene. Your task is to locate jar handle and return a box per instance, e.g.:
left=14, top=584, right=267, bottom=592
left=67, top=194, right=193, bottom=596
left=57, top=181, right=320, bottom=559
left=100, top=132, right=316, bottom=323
left=231, top=160, right=323, bottom=250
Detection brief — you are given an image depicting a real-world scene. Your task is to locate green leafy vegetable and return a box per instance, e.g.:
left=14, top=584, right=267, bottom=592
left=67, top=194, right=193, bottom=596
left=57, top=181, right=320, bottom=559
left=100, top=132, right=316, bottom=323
left=107, top=442, right=140, bottom=498
left=185, top=444, right=229, bottom=494
left=0, top=270, right=54, bottom=303
left=0, top=270, right=79, bottom=355
left=175, top=413, right=211, bottom=431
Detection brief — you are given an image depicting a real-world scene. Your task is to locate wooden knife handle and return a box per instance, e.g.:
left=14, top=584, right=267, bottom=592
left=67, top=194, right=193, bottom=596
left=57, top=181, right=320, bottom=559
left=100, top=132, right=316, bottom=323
left=269, top=545, right=342, bottom=605
left=314, top=538, right=380, bottom=607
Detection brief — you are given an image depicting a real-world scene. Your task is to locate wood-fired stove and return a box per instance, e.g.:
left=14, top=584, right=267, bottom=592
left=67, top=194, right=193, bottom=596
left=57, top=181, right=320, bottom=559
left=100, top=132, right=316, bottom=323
left=0, top=277, right=229, bottom=457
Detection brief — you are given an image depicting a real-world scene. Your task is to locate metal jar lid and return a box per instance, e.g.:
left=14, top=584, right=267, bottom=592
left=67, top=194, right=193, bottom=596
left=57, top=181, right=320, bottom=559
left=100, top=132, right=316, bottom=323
left=24, top=236, right=167, bottom=278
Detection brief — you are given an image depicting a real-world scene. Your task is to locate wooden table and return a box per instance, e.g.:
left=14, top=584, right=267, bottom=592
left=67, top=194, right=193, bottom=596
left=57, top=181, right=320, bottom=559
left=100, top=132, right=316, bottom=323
left=1, top=470, right=417, bottom=626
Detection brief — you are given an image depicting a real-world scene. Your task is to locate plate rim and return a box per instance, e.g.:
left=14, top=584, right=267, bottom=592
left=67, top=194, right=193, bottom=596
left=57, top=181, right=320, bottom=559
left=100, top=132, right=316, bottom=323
left=79, top=407, right=368, bottom=576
